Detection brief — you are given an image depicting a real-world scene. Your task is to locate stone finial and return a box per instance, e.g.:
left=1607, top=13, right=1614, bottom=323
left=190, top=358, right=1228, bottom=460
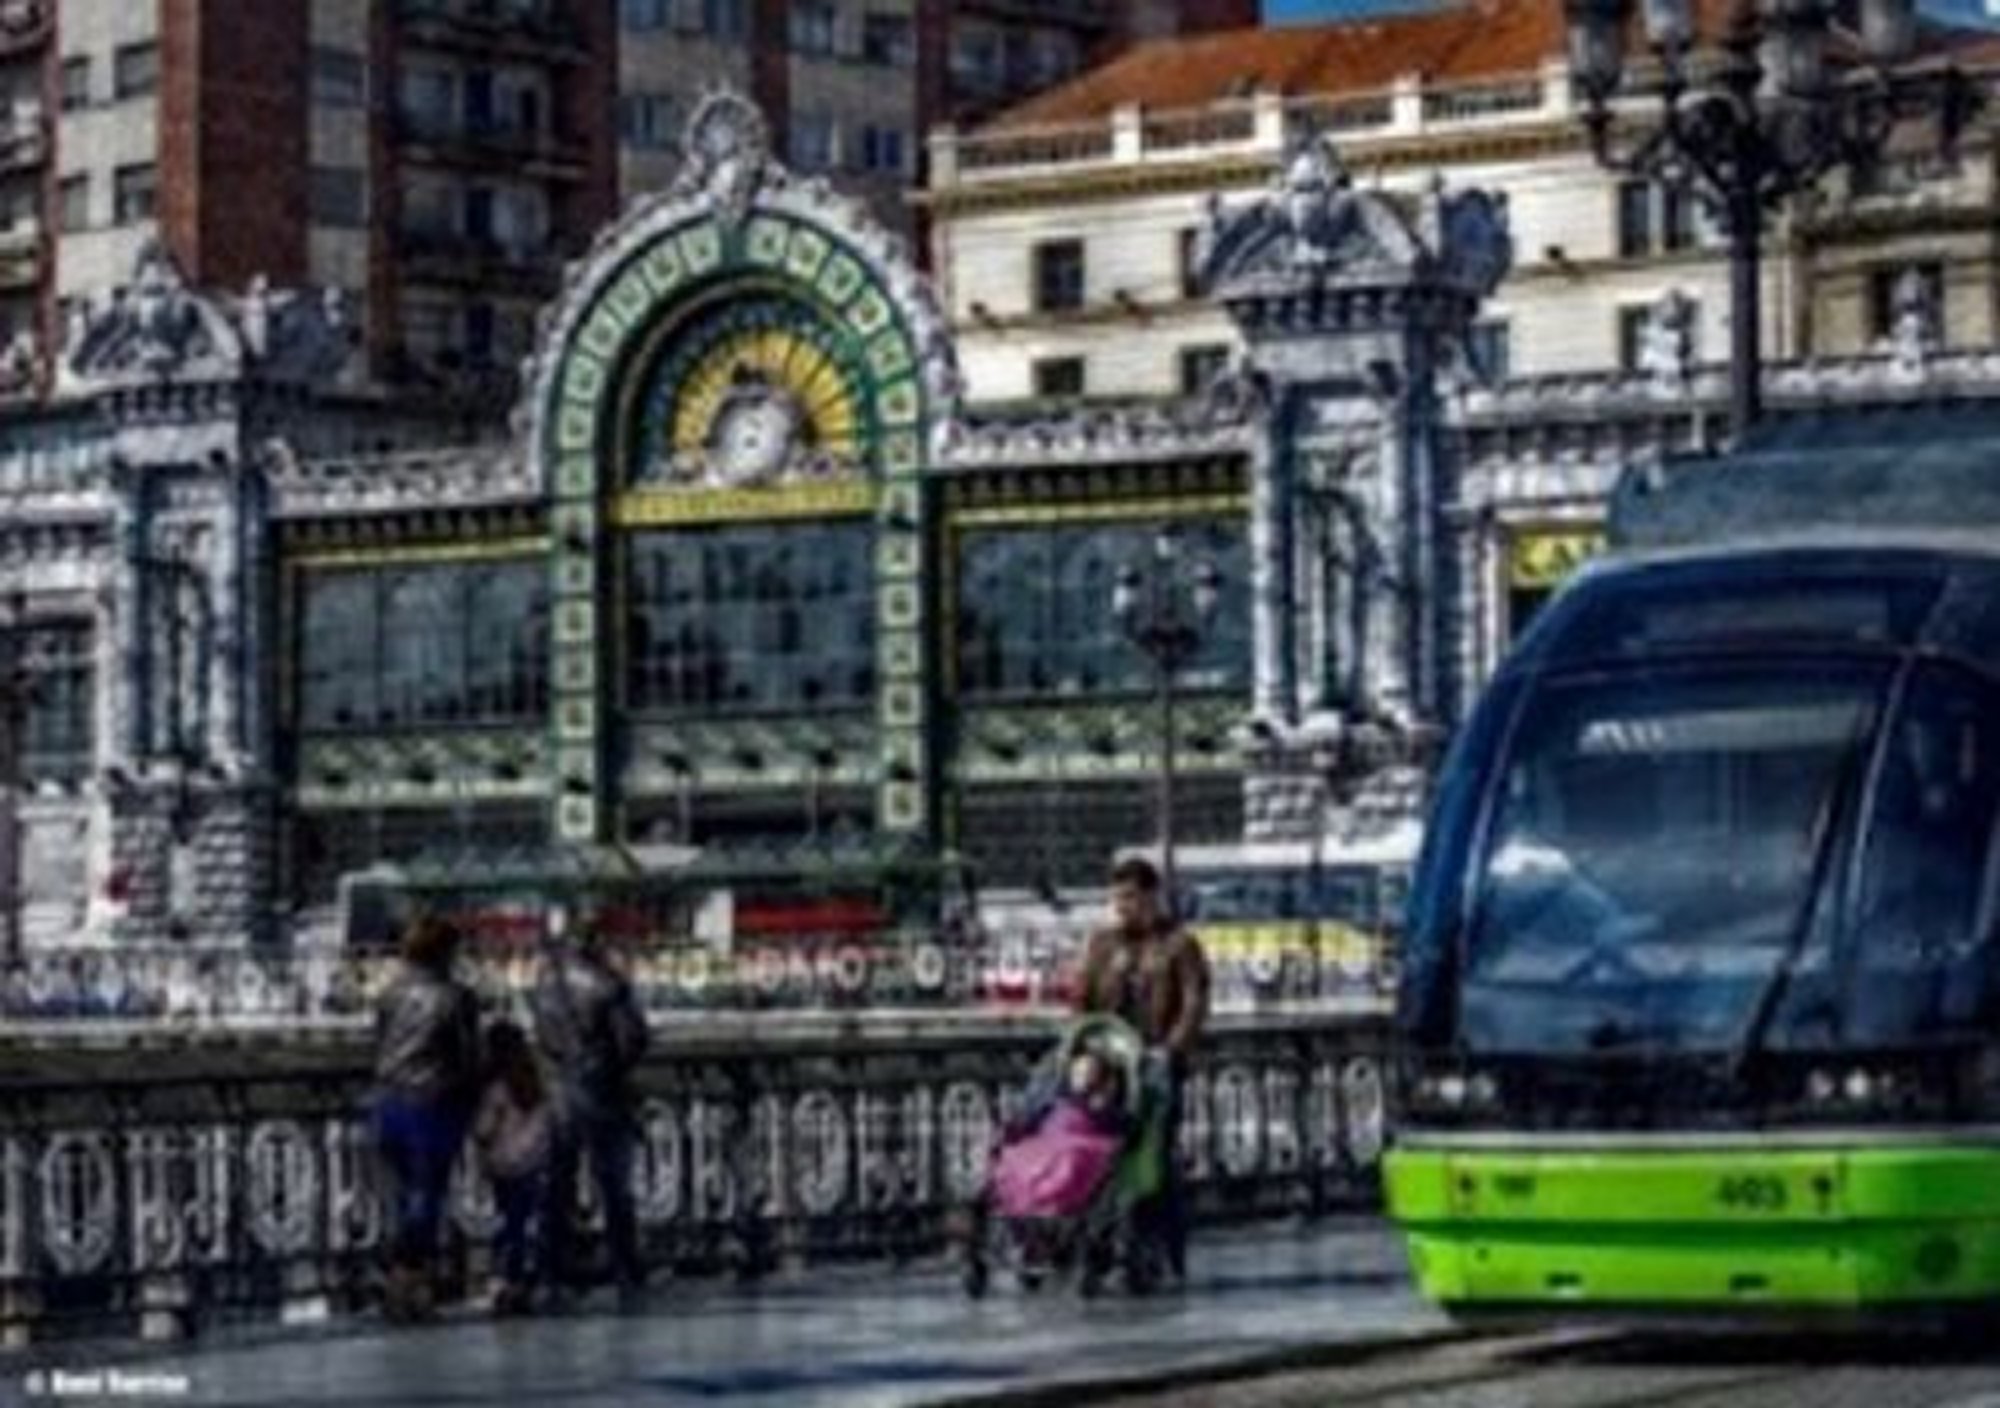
left=678, top=86, right=773, bottom=228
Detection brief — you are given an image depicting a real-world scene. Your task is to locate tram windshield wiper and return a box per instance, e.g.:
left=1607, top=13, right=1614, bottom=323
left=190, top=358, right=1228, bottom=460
left=1728, top=714, right=1878, bottom=1075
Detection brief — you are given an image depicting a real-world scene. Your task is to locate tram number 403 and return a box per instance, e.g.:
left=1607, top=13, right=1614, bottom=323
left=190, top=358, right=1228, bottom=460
left=1714, top=1174, right=1789, bottom=1212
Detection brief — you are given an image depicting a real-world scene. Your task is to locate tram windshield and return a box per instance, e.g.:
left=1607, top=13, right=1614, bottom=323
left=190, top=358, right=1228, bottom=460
left=1455, top=649, right=2000, bottom=1055
left=1464, top=664, right=1845, bottom=1053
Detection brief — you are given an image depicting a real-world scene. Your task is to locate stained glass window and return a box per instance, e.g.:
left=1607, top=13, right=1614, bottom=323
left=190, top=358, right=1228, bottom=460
left=626, top=524, right=875, bottom=715
left=955, top=519, right=1251, bottom=700
left=297, top=560, right=547, bottom=733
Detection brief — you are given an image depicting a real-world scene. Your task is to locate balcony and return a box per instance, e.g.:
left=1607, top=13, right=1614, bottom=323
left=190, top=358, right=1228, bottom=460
left=932, top=62, right=1572, bottom=189
left=395, top=0, right=586, bottom=63
left=0, top=0, right=50, bottom=55
left=0, top=222, right=40, bottom=290
left=393, top=110, right=589, bottom=181
left=955, top=0, right=1112, bottom=29
left=396, top=227, right=564, bottom=295
left=0, top=120, right=45, bottom=172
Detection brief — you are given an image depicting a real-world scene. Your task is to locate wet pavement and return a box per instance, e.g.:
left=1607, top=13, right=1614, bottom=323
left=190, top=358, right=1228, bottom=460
left=5, top=1221, right=1436, bottom=1408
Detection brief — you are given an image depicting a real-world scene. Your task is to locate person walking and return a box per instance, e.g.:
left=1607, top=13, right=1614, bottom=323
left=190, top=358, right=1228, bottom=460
left=371, top=915, right=482, bottom=1321
left=1073, top=856, right=1211, bottom=1284
left=532, top=911, right=651, bottom=1306
left=472, top=1018, right=556, bottom=1315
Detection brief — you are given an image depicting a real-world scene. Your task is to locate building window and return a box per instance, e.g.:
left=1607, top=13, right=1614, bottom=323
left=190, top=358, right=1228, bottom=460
left=955, top=519, right=1250, bottom=699
left=703, top=0, right=749, bottom=40
left=464, top=302, right=496, bottom=365
left=59, top=57, right=88, bottom=111
left=297, top=561, right=549, bottom=733
left=399, top=67, right=456, bottom=136
left=621, top=0, right=671, bottom=28
left=1868, top=262, right=1944, bottom=342
left=789, top=111, right=836, bottom=171
left=1031, top=356, right=1085, bottom=398
left=309, top=166, right=367, bottom=227
left=625, top=524, right=876, bottom=715
left=311, top=46, right=366, bottom=107
left=57, top=175, right=87, bottom=233
left=790, top=0, right=836, bottom=54
left=113, top=42, right=159, bottom=99
left=1468, top=319, right=1511, bottom=383
left=1616, top=179, right=1697, bottom=258
left=1178, top=344, right=1230, bottom=395
left=113, top=164, right=156, bottom=225
left=858, top=125, right=904, bottom=174
left=18, top=622, right=93, bottom=783
left=1032, top=238, right=1085, bottom=313
left=951, top=28, right=1002, bottom=89
left=619, top=92, right=676, bottom=150
left=1178, top=227, right=1204, bottom=300
left=862, top=12, right=912, bottom=65
left=1617, top=305, right=1653, bottom=372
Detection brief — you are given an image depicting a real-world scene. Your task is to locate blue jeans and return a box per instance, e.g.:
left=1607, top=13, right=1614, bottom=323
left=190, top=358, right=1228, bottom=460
left=491, top=1170, right=545, bottom=1287
left=373, top=1093, right=466, bottom=1268
left=545, top=1106, right=642, bottom=1290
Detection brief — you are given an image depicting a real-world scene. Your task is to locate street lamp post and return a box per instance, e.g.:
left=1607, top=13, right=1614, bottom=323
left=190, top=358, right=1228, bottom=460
left=1112, top=527, right=1222, bottom=908
left=1564, top=0, right=1977, bottom=431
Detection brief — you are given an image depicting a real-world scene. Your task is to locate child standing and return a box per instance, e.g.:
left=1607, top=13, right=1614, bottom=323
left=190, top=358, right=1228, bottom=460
left=472, top=1020, right=555, bottom=1314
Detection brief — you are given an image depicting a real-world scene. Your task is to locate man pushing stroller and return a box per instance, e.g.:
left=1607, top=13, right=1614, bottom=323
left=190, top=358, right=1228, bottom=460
left=1072, top=856, right=1211, bottom=1283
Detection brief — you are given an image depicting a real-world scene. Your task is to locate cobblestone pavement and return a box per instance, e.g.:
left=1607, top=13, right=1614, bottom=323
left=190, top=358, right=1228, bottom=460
left=2, top=1221, right=1438, bottom=1408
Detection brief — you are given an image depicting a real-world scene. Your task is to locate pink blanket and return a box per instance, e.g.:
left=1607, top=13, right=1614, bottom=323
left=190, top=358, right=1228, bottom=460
left=990, top=1102, right=1122, bottom=1220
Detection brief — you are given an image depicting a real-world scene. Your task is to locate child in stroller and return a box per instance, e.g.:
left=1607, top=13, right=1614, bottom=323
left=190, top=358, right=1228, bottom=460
left=961, top=1015, right=1171, bottom=1298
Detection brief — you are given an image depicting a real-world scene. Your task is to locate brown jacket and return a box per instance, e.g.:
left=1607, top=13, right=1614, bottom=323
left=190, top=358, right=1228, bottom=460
left=1074, top=922, right=1211, bottom=1063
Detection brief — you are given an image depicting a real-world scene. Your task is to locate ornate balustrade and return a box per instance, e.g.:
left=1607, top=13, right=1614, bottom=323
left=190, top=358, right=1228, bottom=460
left=0, top=1008, right=1388, bottom=1344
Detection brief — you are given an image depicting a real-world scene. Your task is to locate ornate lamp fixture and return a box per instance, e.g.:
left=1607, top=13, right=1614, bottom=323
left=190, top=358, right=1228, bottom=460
left=1564, top=0, right=1978, bottom=429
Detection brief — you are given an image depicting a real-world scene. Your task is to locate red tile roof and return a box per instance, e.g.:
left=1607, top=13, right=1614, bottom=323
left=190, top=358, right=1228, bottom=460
left=986, top=0, right=1988, bottom=131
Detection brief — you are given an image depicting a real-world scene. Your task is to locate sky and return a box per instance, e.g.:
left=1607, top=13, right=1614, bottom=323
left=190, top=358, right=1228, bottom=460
left=1261, top=0, right=2000, bottom=26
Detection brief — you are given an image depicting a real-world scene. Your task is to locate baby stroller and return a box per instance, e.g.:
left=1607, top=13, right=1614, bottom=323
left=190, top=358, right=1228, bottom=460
left=960, top=1015, right=1172, bottom=1299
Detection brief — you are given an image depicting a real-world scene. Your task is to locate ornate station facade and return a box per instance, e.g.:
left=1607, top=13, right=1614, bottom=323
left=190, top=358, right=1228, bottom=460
left=0, top=88, right=1991, bottom=965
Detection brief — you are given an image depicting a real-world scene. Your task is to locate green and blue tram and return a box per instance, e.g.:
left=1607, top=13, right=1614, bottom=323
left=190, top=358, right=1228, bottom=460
left=1387, top=411, right=2000, bottom=1318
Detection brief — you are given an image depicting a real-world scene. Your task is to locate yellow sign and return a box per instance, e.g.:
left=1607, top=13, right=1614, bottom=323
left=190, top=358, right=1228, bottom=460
left=1508, top=528, right=1606, bottom=590
left=613, top=479, right=873, bottom=527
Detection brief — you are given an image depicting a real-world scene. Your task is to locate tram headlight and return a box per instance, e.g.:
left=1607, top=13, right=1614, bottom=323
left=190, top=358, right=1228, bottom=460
left=1405, top=1065, right=1502, bottom=1116
left=1805, top=1069, right=1838, bottom=1105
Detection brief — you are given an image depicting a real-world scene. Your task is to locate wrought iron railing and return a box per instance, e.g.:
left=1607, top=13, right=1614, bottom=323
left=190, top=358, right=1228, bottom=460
left=0, top=1010, right=1388, bottom=1343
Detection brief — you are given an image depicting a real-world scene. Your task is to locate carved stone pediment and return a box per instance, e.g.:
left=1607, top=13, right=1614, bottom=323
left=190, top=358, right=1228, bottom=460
left=61, top=239, right=243, bottom=391
left=1196, top=130, right=1512, bottom=307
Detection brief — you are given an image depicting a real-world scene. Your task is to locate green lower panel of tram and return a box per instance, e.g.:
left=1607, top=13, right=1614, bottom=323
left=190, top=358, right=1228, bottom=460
left=1386, top=1143, right=2000, bottom=1311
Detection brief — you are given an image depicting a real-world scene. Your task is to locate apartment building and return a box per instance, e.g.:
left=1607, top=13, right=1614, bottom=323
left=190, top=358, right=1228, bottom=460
left=925, top=0, right=2000, bottom=405
left=615, top=0, right=1256, bottom=233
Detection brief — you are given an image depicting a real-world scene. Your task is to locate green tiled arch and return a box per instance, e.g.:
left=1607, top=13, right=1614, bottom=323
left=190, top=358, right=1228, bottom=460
left=537, top=211, right=934, bottom=849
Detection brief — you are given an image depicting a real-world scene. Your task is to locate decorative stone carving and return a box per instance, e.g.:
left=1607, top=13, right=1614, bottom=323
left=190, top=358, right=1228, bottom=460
left=1888, top=266, right=1940, bottom=374
left=0, top=327, right=40, bottom=401
left=1198, top=129, right=1511, bottom=307
left=1639, top=288, right=1697, bottom=393
left=680, top=87, right=772, bottom=229
left=61, top=240, right=240, bottom=391
left=235, top=277, right=360, bottom=386
left=57, top=241, right=362, bottom=398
